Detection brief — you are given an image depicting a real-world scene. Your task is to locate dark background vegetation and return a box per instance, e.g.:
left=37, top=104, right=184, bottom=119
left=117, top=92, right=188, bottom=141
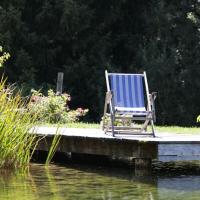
left=0, top=0, right=200, bottom=125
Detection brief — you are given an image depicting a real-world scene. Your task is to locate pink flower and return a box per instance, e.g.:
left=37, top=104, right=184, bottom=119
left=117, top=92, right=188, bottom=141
left=77, top=108, right=84, bottom=113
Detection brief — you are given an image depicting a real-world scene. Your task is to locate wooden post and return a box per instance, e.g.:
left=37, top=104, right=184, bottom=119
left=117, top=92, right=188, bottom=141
left=134, top=158, right=152, bottom=176
left=56, top=72, right=64, bottom=95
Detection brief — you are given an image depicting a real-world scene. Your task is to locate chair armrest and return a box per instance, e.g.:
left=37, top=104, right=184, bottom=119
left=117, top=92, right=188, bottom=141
left=105, top=91, right=113, bottom=103
left=149, top=92, right=157, bottom=122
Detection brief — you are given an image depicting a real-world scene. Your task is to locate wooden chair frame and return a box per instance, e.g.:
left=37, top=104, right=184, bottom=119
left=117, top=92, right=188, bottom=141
left=102, top=70, right=156, bottom=137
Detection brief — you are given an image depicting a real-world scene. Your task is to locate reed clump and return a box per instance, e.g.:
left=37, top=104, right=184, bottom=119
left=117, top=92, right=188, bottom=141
left=0, top=78, right=38, bottom=170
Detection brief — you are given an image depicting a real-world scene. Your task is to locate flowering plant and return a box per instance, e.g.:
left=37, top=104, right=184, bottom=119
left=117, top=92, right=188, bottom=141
left=28, top=89, right=88, bottom=123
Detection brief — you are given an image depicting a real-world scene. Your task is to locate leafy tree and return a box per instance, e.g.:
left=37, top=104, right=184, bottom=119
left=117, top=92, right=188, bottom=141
left=0, top=0, right=200, bottom=125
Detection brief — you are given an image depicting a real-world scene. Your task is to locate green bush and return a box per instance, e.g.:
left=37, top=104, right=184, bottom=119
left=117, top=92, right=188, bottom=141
left=28, top=89, right=88, bottom=124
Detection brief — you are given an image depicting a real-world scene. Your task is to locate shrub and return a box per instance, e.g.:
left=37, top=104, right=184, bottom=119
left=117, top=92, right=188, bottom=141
left=28, top=89, right=88, bottom=124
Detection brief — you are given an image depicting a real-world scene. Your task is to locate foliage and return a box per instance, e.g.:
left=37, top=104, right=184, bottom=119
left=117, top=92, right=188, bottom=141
left=0, top=46, right=10, bottom=67
left=0, top=78, right=38, bottom=170
left=101, top=115, right=132, bottom=128
left=45, top=128, right=62, bottom=165
left=0, top=0, right=200, bottom=126
left=28, top=89, right=88, bottom=123
left=197, top=115, right=200, bottom=123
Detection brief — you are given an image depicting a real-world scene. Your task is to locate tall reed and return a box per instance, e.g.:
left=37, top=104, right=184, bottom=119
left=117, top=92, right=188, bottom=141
left=0, top=78, right=38, bottom=170
left=45, top=127, right=62, bottom=165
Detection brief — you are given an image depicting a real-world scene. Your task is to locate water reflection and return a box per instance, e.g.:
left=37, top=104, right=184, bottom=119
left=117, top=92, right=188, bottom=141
left=0, top=162, right=200, bottom=200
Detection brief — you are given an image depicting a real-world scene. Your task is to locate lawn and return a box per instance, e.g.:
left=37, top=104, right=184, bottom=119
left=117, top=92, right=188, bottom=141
left=42, top=122, right=200, bottom=134
left=155, top=126, right=200, bottom=134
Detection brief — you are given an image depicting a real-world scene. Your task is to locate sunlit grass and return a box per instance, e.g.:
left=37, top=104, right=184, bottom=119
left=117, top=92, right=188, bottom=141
left=42, top=122, right=100, bottom=129
left=42, top=122, right=199, bottom=134
left=155, top=126, right=200, bottom=134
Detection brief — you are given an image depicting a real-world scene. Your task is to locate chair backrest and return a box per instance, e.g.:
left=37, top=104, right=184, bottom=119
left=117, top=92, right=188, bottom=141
left=106, top=72, right=146, bottom=110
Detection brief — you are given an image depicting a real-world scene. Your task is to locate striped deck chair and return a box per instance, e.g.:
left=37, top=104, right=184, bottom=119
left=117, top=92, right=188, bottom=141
left=102, top=70, right=156, bottom=137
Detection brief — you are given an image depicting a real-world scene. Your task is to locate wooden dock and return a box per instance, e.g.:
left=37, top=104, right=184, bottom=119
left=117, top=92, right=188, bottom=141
left=33, top=127, right=200, bottom=172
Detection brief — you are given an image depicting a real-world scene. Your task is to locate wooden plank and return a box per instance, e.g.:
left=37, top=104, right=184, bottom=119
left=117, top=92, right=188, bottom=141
left=32, top=127, right=200, bottom=162
left=36, top=135, right=157, bottom=159
left=31, top=127, right=200, bottom=143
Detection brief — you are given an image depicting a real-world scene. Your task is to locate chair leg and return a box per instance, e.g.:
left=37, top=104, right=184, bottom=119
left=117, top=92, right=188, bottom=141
left=140, top=118, right=156, bottom=137
left=141, top=119, right=150, bottom=133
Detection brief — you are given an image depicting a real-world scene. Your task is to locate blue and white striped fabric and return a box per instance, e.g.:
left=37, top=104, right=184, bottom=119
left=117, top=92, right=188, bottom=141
left=108, top=73, right=147, bottom=115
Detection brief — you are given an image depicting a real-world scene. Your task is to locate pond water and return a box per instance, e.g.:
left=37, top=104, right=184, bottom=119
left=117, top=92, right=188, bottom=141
left=1, top=162, right=200, bottom=200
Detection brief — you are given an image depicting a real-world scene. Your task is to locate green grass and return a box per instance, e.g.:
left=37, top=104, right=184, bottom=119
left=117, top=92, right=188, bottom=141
left=156, top=126, right=200, bottom=134
left=41, top=122, right=100, bottom=129
left=41, top=122, right=199, bottom=134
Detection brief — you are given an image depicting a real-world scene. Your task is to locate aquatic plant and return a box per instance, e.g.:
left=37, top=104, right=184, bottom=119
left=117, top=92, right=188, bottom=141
left=45, top=128, right=62, bottom=165
left=0, top=47, right=65, bottom=168
left=0, top=78, right=38, bottom=170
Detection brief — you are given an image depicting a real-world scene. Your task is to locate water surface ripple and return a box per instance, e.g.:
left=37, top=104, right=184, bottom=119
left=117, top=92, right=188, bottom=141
left=0, top=162, right=200, bottom=200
